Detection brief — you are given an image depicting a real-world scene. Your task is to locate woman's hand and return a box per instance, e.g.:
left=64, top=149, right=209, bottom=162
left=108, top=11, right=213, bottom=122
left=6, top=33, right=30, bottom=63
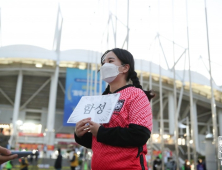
left=75, top=118, right=91, bottom=138
left=88, top=120, right=101, bottom=137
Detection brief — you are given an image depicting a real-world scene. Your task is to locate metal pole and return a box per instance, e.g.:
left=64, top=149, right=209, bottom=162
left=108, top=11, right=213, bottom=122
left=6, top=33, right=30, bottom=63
left=149, top=62, right=153, bottom=170
left=126, top=0, right=129, bottom=50
left=159, top=53, right=165, bottom=170
left=186, top=117, right=191, bottom=165
left=188, top=37, right=197, bottom=170
left=9, top=70, right=23, bottom=147
left=47, top=12, right=63, bottom=147
left=186, top=0, right=197, bottom=168
left=157, top=0, right=164, bottom=167
left=176, top=51, right=186, bottom=115
left=148, top=29, right=154, bottom=170
left=172, top=0, right=179, bottom=168
left=44, top=6, right=62, bottom=157
left=204, top=0, right=219, bottom=169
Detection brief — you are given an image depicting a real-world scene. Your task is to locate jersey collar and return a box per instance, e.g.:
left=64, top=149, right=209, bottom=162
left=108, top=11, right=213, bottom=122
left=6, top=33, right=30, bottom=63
left=110, top=84, right=134, bottom=94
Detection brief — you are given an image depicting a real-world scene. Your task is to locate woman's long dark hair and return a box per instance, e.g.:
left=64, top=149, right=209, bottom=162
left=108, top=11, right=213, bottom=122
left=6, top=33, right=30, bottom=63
left=101, top=48, right=155, bottom=101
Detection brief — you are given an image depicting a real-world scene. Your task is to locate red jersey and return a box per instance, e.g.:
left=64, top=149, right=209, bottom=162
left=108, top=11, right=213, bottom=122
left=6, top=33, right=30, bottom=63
left=91, top=86, right=153, bottom=170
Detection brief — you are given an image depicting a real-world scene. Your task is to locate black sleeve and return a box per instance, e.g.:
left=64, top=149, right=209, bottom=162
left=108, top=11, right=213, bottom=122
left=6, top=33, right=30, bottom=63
left=74, top=132, right=92, bottom=149
left=97, top=123, right=151, bottom=147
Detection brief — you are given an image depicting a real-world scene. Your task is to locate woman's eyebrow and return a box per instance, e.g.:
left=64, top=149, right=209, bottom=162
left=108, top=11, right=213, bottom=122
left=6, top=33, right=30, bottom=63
left=107, top=57, right=115, bottom=60
left=102, top=57, right=115, bottom=63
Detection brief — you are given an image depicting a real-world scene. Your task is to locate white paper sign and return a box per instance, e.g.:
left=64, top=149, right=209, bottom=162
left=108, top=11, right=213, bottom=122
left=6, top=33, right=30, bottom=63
left=67, top=93, right=120, bottom=124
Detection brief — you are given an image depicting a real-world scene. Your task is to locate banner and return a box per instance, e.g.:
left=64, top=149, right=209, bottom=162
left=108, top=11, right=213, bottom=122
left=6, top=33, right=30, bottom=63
left=56, top=133, right=74, bottom=139
left=18, top=132, right=44, bottom=137
left=19, top=143, right=43, bottom=150
left=63, top=68, right=106, bottom=126
left=47, top=145, right=54, bottom=151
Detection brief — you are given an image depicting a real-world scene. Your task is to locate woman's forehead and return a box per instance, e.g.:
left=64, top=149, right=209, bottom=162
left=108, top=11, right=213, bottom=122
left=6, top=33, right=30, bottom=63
left=102, top=51, right=117, bottom=61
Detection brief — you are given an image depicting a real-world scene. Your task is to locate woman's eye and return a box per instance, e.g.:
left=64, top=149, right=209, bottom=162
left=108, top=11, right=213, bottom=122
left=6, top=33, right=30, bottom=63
left=109, top=60, right=113, bottom=63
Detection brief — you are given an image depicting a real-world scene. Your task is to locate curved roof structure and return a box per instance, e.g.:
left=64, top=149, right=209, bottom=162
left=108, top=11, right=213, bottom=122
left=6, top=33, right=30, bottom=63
left=0, top=44, right=221, bottom=104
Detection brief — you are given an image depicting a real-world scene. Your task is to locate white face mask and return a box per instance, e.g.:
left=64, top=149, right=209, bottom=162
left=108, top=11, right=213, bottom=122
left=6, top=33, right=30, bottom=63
left=100, top=63, right=123, bottom=83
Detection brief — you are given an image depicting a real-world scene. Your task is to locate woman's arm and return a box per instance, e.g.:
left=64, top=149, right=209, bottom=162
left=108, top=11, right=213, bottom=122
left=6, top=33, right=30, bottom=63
left=74, top=132, right=92, bottom=149
left=74, top=118, right=92, bottom=149
left=96, top=123, right=150, bottom=147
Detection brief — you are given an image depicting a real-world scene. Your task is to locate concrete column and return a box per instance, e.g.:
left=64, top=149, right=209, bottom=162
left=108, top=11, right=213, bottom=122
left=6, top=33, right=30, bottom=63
left=205, top=135, right=217, bottom=170
left=192, top=100, right=199, bottom=152
left=10, top=70, right=23, bottom=147
left=219, top=109, right=222, bottom=136
left=41, top=108, right=47, bottom=134
left=45, top=67, right=59, bottom=149
left=152, top=119, right=158, bottom=134
left=168, top=92, right=175, bottom=135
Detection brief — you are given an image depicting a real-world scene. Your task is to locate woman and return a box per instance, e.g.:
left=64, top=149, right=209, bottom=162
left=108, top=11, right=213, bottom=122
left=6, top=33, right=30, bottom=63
left=75, top=48, right=154, bottom=170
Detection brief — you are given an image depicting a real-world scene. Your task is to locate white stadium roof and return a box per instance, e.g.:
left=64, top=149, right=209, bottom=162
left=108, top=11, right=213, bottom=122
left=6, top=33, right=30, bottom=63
left=0, top=44, right=221, bottom=97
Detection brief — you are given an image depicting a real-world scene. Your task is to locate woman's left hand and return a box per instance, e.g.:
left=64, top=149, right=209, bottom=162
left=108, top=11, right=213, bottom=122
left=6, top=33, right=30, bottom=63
left=88, top=120, right=101, bottom=137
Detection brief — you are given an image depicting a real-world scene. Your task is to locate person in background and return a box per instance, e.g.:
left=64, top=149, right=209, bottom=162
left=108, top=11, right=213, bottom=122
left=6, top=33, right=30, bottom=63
left=43, top=145, right=47, bottom=158
left=153, top=156, right=161, bottom=170
left=5, top=160, right=13, bottom=170
left=0, top=146, right=18, bottom=165
left=29, top=153, right=33, bottom=164
left=182, top=159, right=191, bottom=170
left=54, top=148, right=62, bottom=170
left=70, top=148, right=78, bottom=170
left=197, top=159, right=206, bottom=170
left=35, top=150, right=39, bottom=163
left=20, top=157, right=29, bottom=170
left=0, top=128, right=7, bottom=149
left=165, top=157, right=176, bottom=170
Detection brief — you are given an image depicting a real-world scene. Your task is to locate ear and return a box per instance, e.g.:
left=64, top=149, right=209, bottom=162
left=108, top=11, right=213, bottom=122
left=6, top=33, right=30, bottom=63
left=122, top=64, right=130, bottom=73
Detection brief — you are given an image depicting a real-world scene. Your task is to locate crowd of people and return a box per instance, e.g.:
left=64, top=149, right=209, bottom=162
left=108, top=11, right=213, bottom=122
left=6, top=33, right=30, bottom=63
left=152, top=155, right=208, bottom=170
left=0, top=144, right=209, bottom=170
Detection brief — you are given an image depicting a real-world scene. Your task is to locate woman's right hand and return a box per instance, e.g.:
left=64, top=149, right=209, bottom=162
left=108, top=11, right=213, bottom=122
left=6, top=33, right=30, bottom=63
left=75, top=118, right=91, bottom=138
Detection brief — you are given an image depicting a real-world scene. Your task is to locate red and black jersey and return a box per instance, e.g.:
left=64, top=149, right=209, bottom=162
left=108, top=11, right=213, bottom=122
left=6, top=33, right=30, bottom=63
left=75, top=85, right=153, bottom=170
